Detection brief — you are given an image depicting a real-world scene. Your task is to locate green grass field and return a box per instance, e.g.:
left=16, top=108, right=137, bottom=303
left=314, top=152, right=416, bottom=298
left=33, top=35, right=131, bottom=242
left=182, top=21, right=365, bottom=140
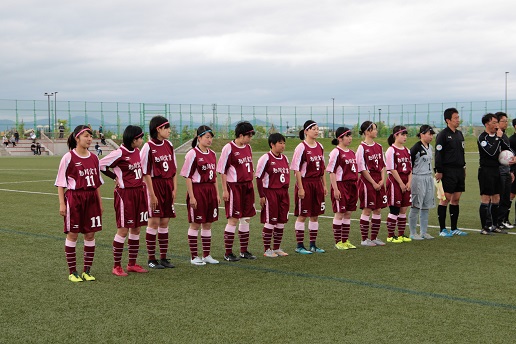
left=1, top=137, right=516, bottom=343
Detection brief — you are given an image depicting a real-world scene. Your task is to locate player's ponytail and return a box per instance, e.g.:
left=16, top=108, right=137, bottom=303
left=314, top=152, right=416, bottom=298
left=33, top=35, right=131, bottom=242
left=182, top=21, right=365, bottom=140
left=192, top=125, right=214, bottom=148
left=332, top=126, right=351, bottom=145
left=299, top=120, right=317, bottom=140
left=388, top=125, right=407, bottom=146
left=67, top=125, right=92, bottom=150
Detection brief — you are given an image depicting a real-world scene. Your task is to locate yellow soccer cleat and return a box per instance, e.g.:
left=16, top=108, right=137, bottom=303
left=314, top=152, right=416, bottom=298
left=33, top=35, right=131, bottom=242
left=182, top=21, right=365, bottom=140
left=68, top=272, right=83, bottom=283
left=81, top=270, right=96, bottom=281
left=387, top=236, right=403, bottom=244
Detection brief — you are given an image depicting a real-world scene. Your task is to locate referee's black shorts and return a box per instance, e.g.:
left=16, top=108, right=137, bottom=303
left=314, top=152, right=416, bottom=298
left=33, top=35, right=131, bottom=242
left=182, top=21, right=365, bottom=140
left=478, top=166, right=500, bottom=196
left=441, top=166, right=466, bottom=194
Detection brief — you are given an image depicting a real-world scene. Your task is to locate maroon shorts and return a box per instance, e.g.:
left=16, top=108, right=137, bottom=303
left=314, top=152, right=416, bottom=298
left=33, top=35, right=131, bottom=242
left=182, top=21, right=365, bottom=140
left=187, top=183, right=219, bottom=224
left=114, top=186, right=149, bottom=228
left=294, top=178, right=325, bottom=217
left=358, top=175, right=387, bottom=210
left=64, top=189, right=102, bottom=234
left=331, top=180, right=358, bottom=213
left=148, top=178, right=176, bottom=218
left=260, top=188, right=290, bottom=225
left=225, top=181, right=256, bottom=219
left=386, top=174, right=412, bottom=207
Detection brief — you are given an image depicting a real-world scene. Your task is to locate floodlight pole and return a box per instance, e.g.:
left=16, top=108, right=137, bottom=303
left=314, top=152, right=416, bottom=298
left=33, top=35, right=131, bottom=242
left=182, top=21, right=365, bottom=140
left=505, top=72, right=509, bottom=114
left=54, top=92, right=58, bottom=131
left=44, top=92, right=54, bottom=135
left=331, top=98, right=335, bottom=132
left=378, top=108, right=382, bottom=124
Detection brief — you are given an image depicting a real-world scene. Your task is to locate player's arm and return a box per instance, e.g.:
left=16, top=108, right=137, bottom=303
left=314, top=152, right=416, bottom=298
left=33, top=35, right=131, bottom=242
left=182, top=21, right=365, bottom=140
left=172, top=174, right=177, bottom=202
left=58, top=186, right=66, bottom=217
left=221, top=173, right=229, bottom=202
left=96, top=188, right=103, bottom=214
left=321, top=171, right=328, bottom=196
left=329, top=172, right=340, bottom=199
left=389, top=169, right=406, bottom=191
left=185, top=178, right=196, bottom=209
left=143, top=175, right=158, bottom=211
left=256, top=176, right=266, bottom=207
left=294, top=170, right=305, bottom=199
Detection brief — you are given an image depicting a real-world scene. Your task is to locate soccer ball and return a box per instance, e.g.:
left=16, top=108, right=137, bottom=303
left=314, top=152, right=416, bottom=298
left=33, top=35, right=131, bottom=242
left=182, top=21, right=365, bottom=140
left=498, top=150, right=514, bottom=166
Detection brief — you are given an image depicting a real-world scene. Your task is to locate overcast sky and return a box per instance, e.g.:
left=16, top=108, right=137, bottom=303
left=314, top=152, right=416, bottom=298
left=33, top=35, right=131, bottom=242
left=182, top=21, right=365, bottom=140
left=1, top=0, right=515, bottom=107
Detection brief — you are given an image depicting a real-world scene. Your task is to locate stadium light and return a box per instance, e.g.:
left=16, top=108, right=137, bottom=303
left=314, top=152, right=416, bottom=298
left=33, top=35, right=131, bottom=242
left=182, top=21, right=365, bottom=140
left=44, top=92, right=54, bottom=134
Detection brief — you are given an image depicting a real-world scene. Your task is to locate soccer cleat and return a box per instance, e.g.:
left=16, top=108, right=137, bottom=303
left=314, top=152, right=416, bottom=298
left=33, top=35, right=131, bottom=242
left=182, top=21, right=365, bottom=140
left=361, top=239, right=377, bottom=247
left=273, top=248, right=289, bottom=256
left=148, top=259, right=165, bottom=269
left=342, top=240, right=357, bottom=249
left=202, top=255, right=219, bottom=264
left=334, top=241, right=348, bottom=250
left=422, top=233, right=434, bottom=239
left=224, top=253, right=240, bottom=262
left=191, top=256, right=206, bottom=266
left=372, top=239, right=386, bottom=246
left=410, top=234, right=424, bottom=240
left=451, top=229, right=468, bottom=236
left=127, top=264, right=148, bottom=273
left=263, top=249, right=279, bottom=258
left=240, top=251, right=257, bottom=260
left=400, top=234, right=412, bottom=242
left=68, top=272, right=83, bottom=282
left=112, top=266, right=128, bottom=276
left=502, top=221, right=514, bottom=229
left=295, top=246, right=313, bottom=254
left=480, top=228, right=495, bottom=235
left=160, top=258, right=175, bottom=268
left=492, top=227, right=508, bottom=234
left=439, top=229, right=453, bottom=237
left=387, top=236, right=403, bottom=243
left=81, top=270, right=96, bottom=281
left=310, top=245, right=326, bottom=253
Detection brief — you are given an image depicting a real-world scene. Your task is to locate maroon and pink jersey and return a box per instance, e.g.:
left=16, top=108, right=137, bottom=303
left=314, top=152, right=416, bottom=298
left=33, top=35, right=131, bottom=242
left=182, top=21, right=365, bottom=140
left=326, top=146, right=358, bottom=182
left=290, top=141, right=325, bottom=178
left=216, top=141, right=254, bottom=182
left=356, top=141, right=386, bottom=175
left=55, top=150, right=104, bottom=190
left=255, top=151, right=290, bottom=188
left=385, top=145, right=412, bottom=176
left=140, top=139, right=177, bottom=179
left=180, top=147, right=217, bottom=183
left=99, top=145, right=144, bottom=189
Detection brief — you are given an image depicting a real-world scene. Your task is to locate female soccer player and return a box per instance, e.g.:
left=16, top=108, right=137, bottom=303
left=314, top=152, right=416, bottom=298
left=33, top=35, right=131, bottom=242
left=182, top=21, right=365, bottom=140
left=356, top=121, right=387, bottom=247
left=385, top=126, right=413, bottom=243
left=181, top=125, right=220, bottom=265
left=140, top=116, right=177, bottom=269
left=255, top=133, right=290, bottom=258
left=291, top=120, right=328, bottom=254
left=408, top=125, right=436, bottom=240
left=55, top=125, right=103, bottom=282
left=217, top=121, right=257, bottom=262
left=100, top=125, right=149, bottom=276
left=326, top=127, right=358, bottom=250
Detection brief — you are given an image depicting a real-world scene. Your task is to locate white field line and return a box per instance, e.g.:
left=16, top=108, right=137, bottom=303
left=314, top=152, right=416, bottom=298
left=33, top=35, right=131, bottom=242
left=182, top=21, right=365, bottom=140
left=0, top=179, right=54, bottom=185
left=0, top=186, right=509, bottom=235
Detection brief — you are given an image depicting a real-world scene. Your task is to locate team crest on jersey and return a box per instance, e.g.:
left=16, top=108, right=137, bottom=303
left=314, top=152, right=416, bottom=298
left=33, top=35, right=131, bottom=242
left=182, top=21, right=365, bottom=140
left=436, top=145, right=442, bottom=151
left=462, top=142, right=465, bottom=148
left=480, top=141, right=487, bottom=147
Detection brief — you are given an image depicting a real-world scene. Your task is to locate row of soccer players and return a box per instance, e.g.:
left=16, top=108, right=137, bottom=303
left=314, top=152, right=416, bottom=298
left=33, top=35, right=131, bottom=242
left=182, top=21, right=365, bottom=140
left=55, top=116, right=434, bottom=282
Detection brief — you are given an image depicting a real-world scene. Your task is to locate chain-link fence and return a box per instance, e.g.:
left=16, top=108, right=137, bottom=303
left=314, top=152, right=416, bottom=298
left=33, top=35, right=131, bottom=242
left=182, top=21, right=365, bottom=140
left=1, top=99, right=514, bottom=144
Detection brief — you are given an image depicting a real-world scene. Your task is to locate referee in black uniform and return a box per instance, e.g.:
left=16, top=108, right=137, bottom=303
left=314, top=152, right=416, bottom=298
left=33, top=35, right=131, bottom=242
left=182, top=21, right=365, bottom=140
left=495, top=112, right=514, bottom=229
left=434, top=108, right=467, bottom=236
left=478, top=113, right=512, bottom=235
